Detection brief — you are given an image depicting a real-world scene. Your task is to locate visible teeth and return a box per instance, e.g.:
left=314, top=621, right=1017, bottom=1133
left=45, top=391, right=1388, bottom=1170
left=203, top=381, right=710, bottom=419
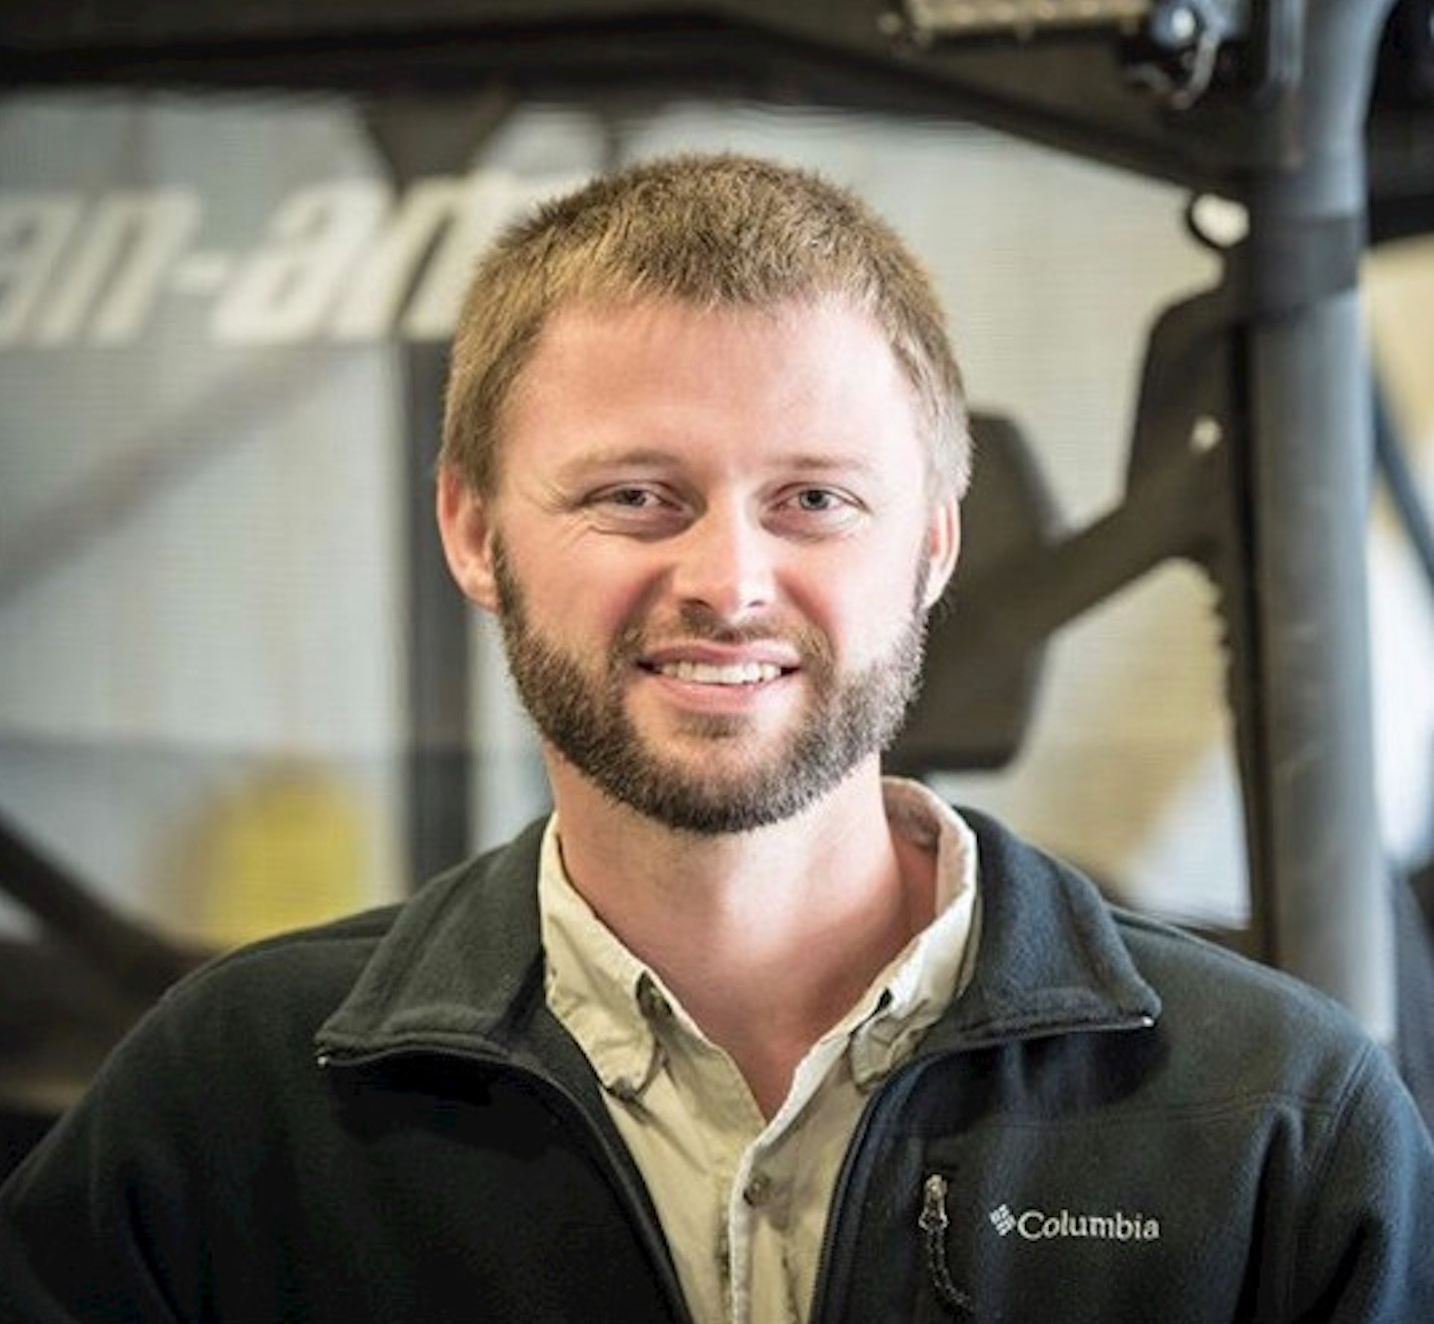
left=657, top=660, right=782, bottom=685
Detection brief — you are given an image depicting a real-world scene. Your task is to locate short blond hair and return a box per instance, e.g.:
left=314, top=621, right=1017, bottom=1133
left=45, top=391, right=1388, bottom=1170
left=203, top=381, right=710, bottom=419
left=441, top=152, right=970, bottom=498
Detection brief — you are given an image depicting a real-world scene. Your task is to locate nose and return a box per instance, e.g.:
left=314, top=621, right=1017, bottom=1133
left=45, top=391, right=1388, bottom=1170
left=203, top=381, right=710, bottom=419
left=669, top=505, right=778, bottom=620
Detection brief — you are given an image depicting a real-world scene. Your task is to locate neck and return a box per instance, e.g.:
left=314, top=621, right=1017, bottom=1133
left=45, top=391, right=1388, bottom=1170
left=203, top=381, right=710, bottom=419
left=547, top=758, right=935, bottom=1116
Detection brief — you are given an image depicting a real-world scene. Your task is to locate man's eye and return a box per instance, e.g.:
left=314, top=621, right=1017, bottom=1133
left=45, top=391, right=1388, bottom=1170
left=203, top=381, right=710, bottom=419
left=606, top=487, right=659, bottom=508
left=769, top=485, right=864, bottom=538
left=583, top=485, right=687, bottom=535
left=590, top=486, right=676, bottom=514
left=783, top=487, right=858, bottom=516
left=794, top=489, right=842, bottom=512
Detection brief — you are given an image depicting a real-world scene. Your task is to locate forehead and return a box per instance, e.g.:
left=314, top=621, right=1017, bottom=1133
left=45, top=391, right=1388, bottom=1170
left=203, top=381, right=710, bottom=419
left=500, top=296, right=925, bottom=481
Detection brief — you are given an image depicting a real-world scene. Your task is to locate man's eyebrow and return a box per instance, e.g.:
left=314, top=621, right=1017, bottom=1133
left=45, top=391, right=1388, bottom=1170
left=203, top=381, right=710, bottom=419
left=781, top=453, right=883, bottom=478
left=547, top=448, right=886, bottom=485
left=549, top=448, right=681, bottom=481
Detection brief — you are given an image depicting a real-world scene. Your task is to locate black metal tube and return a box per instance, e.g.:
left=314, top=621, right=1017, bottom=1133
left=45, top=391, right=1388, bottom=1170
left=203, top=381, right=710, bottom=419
left=1241, top=0, right=1395, bottom=1037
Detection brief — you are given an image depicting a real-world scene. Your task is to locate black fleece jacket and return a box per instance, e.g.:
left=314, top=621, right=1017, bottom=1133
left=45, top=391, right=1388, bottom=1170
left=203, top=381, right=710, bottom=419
left=2, top=810, right=1432, bottom=1323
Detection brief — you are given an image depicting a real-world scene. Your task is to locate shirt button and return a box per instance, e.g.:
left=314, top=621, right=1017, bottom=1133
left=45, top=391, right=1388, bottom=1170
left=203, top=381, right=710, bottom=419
left=743, top=1172, right=774, bottom=1206
left=637, top=980, right=671, bottom=1021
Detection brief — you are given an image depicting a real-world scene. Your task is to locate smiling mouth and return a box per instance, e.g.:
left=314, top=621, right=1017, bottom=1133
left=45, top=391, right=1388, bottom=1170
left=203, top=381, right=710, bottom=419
left=648, top=660, right=789, bottom=686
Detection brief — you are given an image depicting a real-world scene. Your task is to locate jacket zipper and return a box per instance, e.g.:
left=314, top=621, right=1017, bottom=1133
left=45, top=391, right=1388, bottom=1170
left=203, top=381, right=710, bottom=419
left=807, top=1056, right=933, bottom=1321
left=806, top=1063, right=972, bottom=1320
left=920, top=1173, right=974, bottom=1317
left=316, top=1043, right=697, bottom=1324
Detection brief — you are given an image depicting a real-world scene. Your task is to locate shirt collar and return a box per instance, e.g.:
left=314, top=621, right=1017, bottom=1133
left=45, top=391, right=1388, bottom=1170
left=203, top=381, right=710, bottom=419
left=539, top=822, right=667, bottom=1098
left=839, top=778, right=979, bottom=1086
left=538, top=777, right=980, bottom=1100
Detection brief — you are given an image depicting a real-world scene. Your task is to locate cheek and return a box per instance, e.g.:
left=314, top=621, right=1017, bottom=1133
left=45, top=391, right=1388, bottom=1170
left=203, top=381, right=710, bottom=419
left=520, top=549, right=658, bottom=645
left=825, top=537, right=930, bottom=619
left=783, top=568, right=909, bottom=671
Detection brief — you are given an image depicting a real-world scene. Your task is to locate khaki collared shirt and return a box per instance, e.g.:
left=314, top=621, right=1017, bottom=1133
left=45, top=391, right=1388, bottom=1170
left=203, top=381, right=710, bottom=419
left=539, top=778, right=979, bottom=1324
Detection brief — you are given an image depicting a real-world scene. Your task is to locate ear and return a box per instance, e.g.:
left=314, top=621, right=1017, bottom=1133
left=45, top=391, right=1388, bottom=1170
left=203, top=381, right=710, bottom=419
left=436, top=464, right=501, bottom=613
left=920, top=492, right=961, bottom=611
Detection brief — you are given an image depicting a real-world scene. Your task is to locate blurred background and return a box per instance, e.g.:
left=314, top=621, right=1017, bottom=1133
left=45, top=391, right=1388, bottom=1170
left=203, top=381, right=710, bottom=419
left=2, top=0, right=1433, bottom=1173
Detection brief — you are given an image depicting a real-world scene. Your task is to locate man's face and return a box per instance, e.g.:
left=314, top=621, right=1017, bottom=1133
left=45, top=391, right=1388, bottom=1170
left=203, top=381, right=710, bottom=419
left=490, top=536, right=929, bottom=833
left=442, top=297, right=959, bottom=834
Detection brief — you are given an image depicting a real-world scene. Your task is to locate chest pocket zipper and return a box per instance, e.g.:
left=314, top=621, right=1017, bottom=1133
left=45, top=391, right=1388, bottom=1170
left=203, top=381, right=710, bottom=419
left=920, top=1173, right=975, bottom=1318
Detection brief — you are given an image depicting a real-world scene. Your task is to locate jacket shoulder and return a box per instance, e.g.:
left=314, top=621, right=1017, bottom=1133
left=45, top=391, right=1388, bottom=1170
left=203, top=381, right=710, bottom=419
left=149, top=832, right=538, bottom=1051
left=1109, top=905, right=1387, bottom=1113
left=960, top=805, right=1382, bottom=1108
left=1114, top=905, right=1366, bottom=1038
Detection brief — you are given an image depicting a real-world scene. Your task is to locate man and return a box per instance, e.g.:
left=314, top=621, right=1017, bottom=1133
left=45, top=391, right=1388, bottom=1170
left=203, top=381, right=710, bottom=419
left=2, top=153, right=1431, bottom=1323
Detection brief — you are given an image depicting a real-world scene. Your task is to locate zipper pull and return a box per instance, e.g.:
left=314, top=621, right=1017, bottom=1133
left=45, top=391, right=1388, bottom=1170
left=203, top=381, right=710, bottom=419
left=919, top=1172, right=974, bottom=1318
left=920, top=1173, right=950, bottom=1234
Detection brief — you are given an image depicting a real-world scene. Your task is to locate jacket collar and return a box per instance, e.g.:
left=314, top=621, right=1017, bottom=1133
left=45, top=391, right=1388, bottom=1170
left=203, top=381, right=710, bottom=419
left=922, top=807, right=1161, bottom=1053
left=315, top=818, right=552, bottom=1064
left=315, top=808, right=1161, bottom=1066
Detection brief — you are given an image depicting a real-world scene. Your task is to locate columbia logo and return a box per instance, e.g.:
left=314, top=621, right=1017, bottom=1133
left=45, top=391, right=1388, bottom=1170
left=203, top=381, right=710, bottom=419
left=987, top=1203, right=1162, bottom=1243
left=989, top=1204, right=1017, bottom=1236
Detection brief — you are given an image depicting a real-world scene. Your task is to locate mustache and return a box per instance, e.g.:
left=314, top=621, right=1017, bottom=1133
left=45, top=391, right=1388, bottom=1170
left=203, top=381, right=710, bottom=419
left=615, top=603, right=832, bottom=660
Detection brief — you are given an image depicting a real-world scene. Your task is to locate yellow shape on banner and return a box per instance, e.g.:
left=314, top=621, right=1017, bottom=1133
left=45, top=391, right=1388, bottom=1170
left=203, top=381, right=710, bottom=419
left=195, top=767, right=370, bottom=949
